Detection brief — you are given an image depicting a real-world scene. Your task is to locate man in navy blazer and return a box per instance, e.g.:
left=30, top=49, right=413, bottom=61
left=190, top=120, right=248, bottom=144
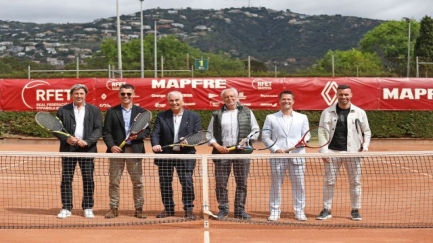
left=151, top=91, right=201, bottom=220
left=103, top=83, right=151, bottom=219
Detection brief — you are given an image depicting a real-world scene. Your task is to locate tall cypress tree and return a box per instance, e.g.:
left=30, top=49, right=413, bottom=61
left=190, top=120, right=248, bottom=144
left=414, top=16, right=433, bottom=59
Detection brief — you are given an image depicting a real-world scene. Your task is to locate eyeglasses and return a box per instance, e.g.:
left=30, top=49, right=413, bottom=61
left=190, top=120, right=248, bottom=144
left=120, top=93, right=133, bottom=97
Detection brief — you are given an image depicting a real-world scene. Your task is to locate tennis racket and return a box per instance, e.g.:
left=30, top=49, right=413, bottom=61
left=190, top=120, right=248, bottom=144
left=161, top=130, right=213, bottom=148
left=285, top=126, right=331, bottom=153
left=227, top=129, right=277, bottom=151
left=35, top=112, right=71, bottom=137
left=355, top=118, right=364, bottom=151
left=119, top=110, right=152, bottom=149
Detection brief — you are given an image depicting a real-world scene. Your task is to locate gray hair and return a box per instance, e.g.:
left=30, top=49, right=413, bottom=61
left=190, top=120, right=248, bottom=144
left=70, top=84, right=88, bottom=95
left=220, top=88, right=238, bottom=99
left=167, top=90, right=183, bottom=101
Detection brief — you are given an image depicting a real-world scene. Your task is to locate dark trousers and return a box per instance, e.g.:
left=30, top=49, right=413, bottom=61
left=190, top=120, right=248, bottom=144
left=214, top=158, right=250, bottom=212
left=60, top=157, right=95, bottom=210
left=157, top=159, right=196, bottom=212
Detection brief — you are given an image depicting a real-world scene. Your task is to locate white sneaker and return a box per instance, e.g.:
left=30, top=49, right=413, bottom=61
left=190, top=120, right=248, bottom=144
left=267, top=215, right=280, bottom=221
left=295, top=213, right=307, bottom=221
left=57, top=209, right=72, bottom=219
left=84, top=209, right=95, bottom=218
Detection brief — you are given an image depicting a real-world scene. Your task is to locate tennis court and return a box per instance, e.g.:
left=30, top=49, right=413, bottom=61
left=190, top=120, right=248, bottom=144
left=0, top=138, right=432, bottom=243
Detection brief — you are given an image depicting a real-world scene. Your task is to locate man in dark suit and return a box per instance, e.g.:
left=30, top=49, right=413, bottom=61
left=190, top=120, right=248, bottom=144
left=151, top=91, right=201, bottom=220
left=55, top=84, right=103, bottom=219
left=103, top=83, right=151, bottom=219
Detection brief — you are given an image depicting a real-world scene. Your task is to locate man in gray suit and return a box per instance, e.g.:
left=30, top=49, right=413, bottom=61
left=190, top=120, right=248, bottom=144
left=262, top=90, right=310, bottom=222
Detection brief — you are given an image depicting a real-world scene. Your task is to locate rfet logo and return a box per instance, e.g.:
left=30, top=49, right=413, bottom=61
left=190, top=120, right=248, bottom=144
left=251, top=78, right=272, bottom=90
left=21, top=80, right=70, bottom=109
left=321, top=81, right=338, bottom=106
left=106, top=79, right=126, bottom=90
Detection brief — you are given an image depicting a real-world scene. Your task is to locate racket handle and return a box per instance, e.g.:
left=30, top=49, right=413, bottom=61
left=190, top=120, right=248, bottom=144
left=119, top=141, right=126, bottom=149
left=227, top=146, right=236, bottom=151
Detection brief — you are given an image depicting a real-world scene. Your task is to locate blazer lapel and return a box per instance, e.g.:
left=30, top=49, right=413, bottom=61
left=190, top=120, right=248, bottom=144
left=164, top=110, right=175, bottom=134
left=276, top=111, right=288, bottom=137
left=115, top=106, right=125, bottom=129
left=131, top=105, right=141, bottom=126
left=178, top=111, right=190, bottom=136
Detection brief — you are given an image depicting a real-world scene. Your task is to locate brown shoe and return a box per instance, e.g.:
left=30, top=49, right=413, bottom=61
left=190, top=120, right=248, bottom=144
left=185, top=210, right=197, bottom=220
left=134, top=208, right=147, bottom=219
left=105, top=208, right=118, bottom=219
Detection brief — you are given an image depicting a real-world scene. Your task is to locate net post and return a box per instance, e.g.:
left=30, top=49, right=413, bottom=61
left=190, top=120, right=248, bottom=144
left=201, top=154, right=211, bottom=243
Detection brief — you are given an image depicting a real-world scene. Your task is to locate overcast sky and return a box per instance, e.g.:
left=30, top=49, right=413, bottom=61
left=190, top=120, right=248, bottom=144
left=0, top=0, right=430, bottom=24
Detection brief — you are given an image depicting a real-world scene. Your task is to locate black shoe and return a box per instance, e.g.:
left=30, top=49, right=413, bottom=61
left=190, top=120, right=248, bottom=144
left=350, top=209, right=362, bottom=221
left=316, top=208, right=332, bottom=220
left=156, top=210, right=175, bottom=218
left=185, top=210, right=197, bottom=220
left=234, top=211, right=251, bottom=220
left=216, top=209, right=229, bottom=220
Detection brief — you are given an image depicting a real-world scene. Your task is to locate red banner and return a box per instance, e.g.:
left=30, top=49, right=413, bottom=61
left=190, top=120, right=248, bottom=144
left=1, top=77, right=432, bottom=111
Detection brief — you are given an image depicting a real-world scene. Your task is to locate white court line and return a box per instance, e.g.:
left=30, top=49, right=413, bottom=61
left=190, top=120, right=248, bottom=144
left=379, top=159, right=433, bottom=178
left=1, top=160, right=29, bottom=171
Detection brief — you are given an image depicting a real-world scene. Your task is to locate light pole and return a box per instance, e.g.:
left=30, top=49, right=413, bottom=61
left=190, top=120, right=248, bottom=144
left=139, top=0, right=144, bottom=78
left=116, top=0, right=123, bottom=78
left=154, top=18, right=158, bottom=78
left=405, top=18, right=411, bottom=77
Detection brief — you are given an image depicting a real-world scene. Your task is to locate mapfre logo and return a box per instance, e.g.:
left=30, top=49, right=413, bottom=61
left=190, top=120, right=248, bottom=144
left=252, top=78, right=272, bottom=90
left=106, top=79, right=126, bottom=90
left=321, top=81, right=338, bottom=106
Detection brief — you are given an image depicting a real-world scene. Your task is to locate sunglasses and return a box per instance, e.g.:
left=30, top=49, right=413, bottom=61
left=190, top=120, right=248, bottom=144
left=120, top=92, right=133, bottom=97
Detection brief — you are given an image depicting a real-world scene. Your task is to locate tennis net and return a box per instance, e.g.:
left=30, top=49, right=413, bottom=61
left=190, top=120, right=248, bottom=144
left=0, top=151, right=432, bottom=228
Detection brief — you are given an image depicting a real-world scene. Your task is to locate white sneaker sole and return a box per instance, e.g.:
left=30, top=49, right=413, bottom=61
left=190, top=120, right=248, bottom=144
left=316, top=215, right=332, bottom=220
left=295, top=216, right=307, bottom=221
left=267, top=217, right=279, bottom=222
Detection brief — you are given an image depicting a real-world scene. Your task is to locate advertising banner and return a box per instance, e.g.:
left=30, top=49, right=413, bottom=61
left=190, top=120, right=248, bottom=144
left=0, top=77, right=432, bottom=111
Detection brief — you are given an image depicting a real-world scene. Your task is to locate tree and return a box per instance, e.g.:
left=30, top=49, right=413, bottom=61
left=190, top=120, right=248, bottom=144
left=359, top=20, right=420, bottom=76
left=414, top=16, right=433, bottom=59
left=245, top=59, right=267, bottom=72
left=305, top=49, right=384, bottom=77
left=96, top=34, right=245, bottom=74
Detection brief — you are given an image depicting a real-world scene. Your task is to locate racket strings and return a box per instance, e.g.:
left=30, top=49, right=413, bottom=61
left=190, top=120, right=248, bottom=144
left=183, top=131, right=212, bottom=145
left=36, top=113, right=63, bottom=131
left=305, top=127, right=330, bottom=148
left=130, top=112, right=151, bottom=133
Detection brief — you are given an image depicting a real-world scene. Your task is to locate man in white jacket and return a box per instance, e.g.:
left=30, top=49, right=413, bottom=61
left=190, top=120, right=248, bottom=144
left=316, top=84, right=371, bottom=221
left=262, top=90, right=310, bottom=221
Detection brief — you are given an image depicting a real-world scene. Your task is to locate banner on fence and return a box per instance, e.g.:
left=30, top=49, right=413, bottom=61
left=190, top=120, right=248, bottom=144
left=1, top=77, right=432, bottom=111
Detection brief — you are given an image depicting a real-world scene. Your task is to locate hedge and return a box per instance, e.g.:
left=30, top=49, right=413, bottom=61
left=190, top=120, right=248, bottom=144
left=1, top=111, right=432, bottom=138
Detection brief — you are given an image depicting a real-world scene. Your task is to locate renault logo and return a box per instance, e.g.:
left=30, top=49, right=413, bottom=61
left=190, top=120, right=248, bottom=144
left=321, top=81, right=338, bottom=106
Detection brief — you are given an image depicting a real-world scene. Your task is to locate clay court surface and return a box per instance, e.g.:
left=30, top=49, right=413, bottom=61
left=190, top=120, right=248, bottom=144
left=0, top=138, right=432, bottom=243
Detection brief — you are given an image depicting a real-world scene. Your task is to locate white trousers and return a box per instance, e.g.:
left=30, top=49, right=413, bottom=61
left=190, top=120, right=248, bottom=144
left=269, top=158, right=306, bottom=217
left=323, top=150, right=362, bottom=210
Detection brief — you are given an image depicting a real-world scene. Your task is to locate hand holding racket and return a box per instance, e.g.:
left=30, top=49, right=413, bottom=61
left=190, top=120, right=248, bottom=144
left=227, top=129, right=277, bottom=151
left=162, top=130, right=213, bottom=148
left=355, top=118, right=365, bottom=152
left=35, top=112, right=71, bottom=137
left=119, top=110, right=152, bottom=149
left=285, top=126, right=331, bottom=153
